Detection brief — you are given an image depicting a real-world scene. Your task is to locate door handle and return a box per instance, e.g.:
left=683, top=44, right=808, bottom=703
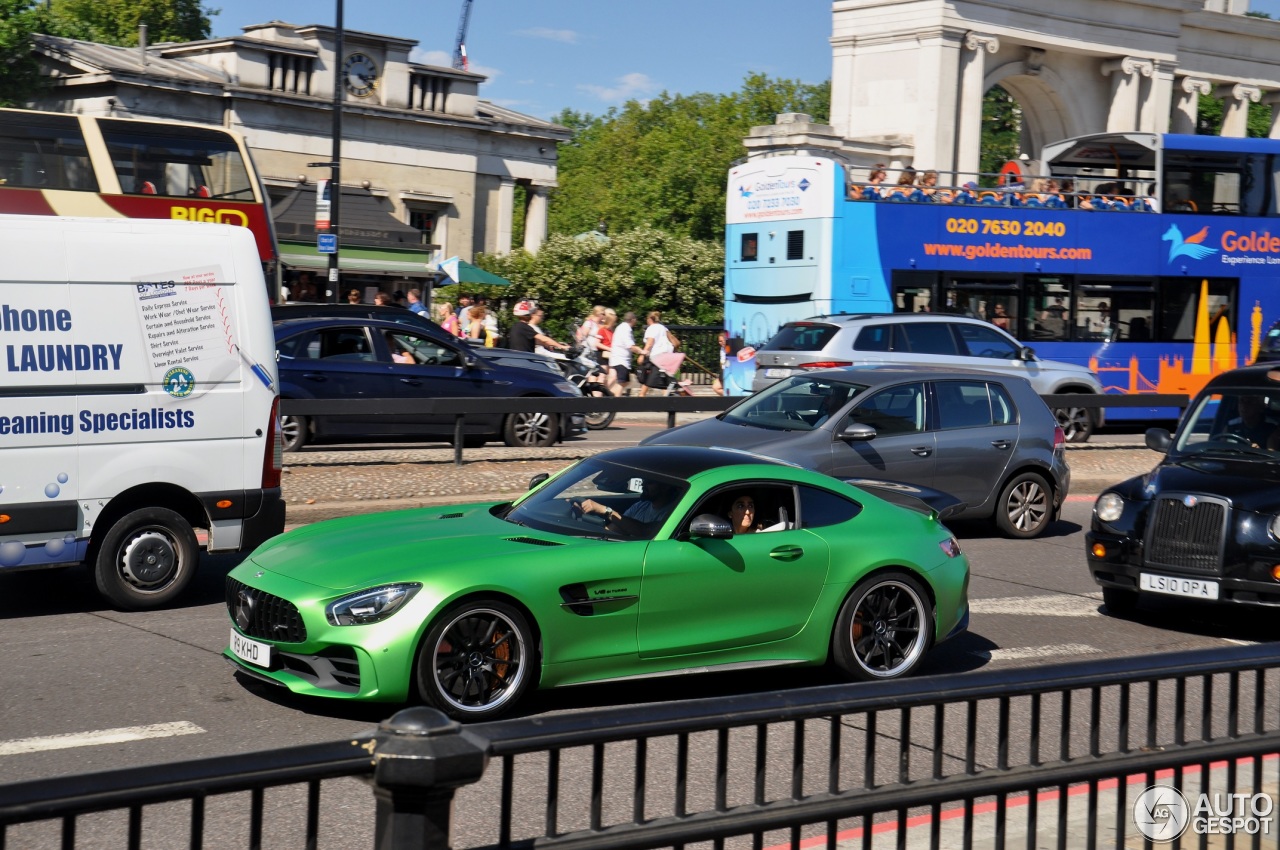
left=991, top=440, right=1012, bottom=450
left=302, top=373, right=327, bottom=382
left=769, top=545, right=803, bottom=561
left=399, top=378, right=422, bottom=386
left=910, top=446, right=933, bottom=457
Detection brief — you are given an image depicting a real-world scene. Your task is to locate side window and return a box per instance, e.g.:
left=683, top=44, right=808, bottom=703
left=848, top=382, right=925, bottom=434
left=318, top=328, right=373, bottom=360
left=276, top=333, right=310, bottom=359
left=853, top=325, right=891, bottom=352
left=693, top=484, right=797, bottom=533
left=935, top=380, right=994, bottom=429
left=899, top=322, right=960, bottom=356
left=388, top=332, right=461, bottom=367
left=954, top=323, right=1020, bottom=359
left=989, top=382, right=1016, bottom=425
left=798, top=486, right=862, bottom=529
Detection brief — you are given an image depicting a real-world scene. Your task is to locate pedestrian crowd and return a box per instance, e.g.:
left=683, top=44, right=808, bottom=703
left=846, top=164, right=1156, bottom=212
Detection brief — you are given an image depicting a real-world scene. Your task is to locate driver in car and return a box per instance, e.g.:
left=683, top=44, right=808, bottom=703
left=1226, top=394, right=1278, bottom=448
left=574, top=479, right=679, bottom=537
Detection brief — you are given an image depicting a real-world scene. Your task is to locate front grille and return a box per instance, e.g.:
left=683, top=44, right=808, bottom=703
left=226, top=577, right=307, bottom=643
left=1144, top=495, right=1227, bottom=575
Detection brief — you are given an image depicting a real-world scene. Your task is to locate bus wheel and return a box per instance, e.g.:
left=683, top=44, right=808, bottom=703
left=93, top=508, right=199, bottom=610
left=1054, top=404, right=1094, bottom=443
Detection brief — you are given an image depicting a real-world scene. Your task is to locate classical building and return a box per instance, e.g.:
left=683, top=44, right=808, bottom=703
left=29, top=21, right=569, bottom=296
left=748, top=0, right=1280, bottom=181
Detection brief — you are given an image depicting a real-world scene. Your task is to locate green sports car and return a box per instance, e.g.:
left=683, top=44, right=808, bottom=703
left=224, top=446, right=970, bottom=720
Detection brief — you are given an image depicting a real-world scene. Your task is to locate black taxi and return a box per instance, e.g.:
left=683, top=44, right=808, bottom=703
left=1087, top=365, right=1280, bottom=615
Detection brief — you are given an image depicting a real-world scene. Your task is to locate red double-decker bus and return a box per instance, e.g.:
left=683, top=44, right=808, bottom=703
left=0, top=108, right=278, bottom=298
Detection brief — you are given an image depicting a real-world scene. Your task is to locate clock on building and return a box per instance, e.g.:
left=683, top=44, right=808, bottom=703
left=342, top=52, right=379, bottom=97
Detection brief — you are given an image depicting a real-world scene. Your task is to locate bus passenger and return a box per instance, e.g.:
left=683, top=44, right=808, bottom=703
left=951, top=181, right=978, bottom=205
left=849, top=164, right=888, bottom=200
left=917, top=170, right=945, bottom=202
left=886, top=167, right=917, bottom=201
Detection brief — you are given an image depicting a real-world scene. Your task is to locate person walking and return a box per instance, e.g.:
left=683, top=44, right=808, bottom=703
left=638, top=311, right=677, bottom=397
left=608, top=312, right=642, bottom=396
left=508, top=301, right=569, bottom=354
left=407, top=289, right=427, bottom=315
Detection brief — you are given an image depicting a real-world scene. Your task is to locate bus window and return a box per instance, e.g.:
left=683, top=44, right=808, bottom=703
left=1163, top=150, right=1245, bottom=215
left=100, top=119, right=253, bottom=200
left=1158, top=278, right=1235, bottom=342
left=892, top=270, right=937, bottom=313
left=0, top=112, right=97, bottom=191
left=740, top=233, right=758, bottom=262
left=1025, top=276, right=1071, bottom=341
left=1076, top=281, right=1155, bottom=342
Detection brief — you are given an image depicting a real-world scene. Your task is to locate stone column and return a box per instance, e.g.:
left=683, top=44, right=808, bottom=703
left=1172, top=77, right=1212, bottom=134
left=956, top=32, right=998, bottom=183
left=1102, top=57, right=1154, bottom=132
left=1142, top=61, right=1175, bottom=134
left=1217, top=83, right=1261, bottom=137
left=522, top=184, right=549, bottom=254
left=1264, top=92, right=1280, bottom=139
left=495, top=178, right=515, bottom=255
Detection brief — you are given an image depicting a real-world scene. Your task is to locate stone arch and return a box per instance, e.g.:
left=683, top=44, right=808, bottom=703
left=985, top=61, right=1086, bottom=159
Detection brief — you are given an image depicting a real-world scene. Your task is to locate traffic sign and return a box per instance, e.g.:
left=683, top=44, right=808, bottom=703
left=317, top=233, right=337, bottom=254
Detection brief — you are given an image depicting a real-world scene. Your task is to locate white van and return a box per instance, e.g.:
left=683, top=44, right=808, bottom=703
left=0, top=215, right=285, bottom=609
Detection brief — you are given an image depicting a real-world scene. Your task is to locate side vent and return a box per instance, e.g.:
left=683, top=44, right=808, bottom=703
left=437, top=512, right=464, bottom=519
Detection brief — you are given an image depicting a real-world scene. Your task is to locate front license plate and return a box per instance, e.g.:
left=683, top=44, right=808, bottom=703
left=1140, top=573, right=1220, bottom=600
left=765, top=368, right=791, bottom=378
left=230, top=629, right=272, bottom=667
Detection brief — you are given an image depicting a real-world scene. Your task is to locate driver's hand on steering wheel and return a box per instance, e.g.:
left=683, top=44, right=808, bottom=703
left=576, top=498, right=621, bottom=523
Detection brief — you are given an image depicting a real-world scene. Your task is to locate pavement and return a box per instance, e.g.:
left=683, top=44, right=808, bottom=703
left=280, top=413, right=1158, bottom=525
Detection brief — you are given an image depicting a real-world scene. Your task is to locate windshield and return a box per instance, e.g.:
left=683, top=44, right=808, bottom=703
left=505, top=457, right=688, bottom=541
left=722, top=376, right=868, bottom=431
left=1175, top=389, right=1280, bottom=458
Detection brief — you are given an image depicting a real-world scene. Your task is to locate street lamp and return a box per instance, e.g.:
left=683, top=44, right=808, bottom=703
left=308, top=0, right=344, bottom=302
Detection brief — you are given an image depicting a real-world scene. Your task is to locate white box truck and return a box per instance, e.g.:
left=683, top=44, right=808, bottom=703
left=0, top=215, right=285, bottom=609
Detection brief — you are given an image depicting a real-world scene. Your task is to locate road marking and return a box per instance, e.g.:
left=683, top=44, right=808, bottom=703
left=969, top=594, right=1102, bottom=618
left=969, top=642, right=1100, bottom=663
left=0, top=721, right=205, bottom=756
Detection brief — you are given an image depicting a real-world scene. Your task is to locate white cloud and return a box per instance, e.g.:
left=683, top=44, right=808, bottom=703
left=409, top=47, right=500, bottom=81
left=578, top=72, right=657, bottom=102
left=516, top=27, right=578, bottom=44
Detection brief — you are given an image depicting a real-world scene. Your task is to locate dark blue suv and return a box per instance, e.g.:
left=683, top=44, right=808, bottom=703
left=274, top=316, right=584, bottom=450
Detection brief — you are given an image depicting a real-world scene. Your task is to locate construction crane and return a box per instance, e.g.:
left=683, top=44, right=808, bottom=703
left=452, top=0, right=474, bottom=71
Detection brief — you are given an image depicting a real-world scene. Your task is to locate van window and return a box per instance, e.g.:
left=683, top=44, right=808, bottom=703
left=760, top=322, right=839, bottom=352
left=899, top=323, right=959, bottom=356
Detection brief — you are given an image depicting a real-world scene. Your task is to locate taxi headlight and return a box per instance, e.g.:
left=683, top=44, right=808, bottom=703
left=326, top=583, right=421, bottom=626
left=1270, top=515, right=1280, bottom=541
left=1095, top=492, right=1125, bottom=523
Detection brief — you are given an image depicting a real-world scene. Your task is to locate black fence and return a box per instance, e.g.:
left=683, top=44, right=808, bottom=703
left=667, top=325, right=723, bottom=385
left=4, top=642, right=1279, bottom=849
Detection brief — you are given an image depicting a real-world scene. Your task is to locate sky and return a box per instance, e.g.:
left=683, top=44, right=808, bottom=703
left=207, top=1, right=835, bottom=122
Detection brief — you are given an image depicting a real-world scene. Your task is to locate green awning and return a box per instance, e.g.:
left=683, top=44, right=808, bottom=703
left=279, top=243, right=439, bottom=278
left=438, top=256, right=512, bottom=286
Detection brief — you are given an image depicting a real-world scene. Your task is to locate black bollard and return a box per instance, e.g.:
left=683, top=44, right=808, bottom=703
left=372, top=707, right=490, bottom=850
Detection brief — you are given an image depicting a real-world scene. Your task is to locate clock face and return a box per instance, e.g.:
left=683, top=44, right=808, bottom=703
left=343, top=52, right=378, bottom=98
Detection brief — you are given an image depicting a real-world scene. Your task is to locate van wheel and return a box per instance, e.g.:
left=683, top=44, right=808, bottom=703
left=93, top=508, right=199, bottom=610
left=504, top=411, right=558, bottom=448
left=1053, top=403, right=1094, bottom=443
left=280, top=413, right=308, bottom=452
left=995, top=472, right=1052, bottom=539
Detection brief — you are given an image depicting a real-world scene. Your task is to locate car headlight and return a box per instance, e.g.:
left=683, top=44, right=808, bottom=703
left=1095, top=492, right=1124, bottom=523
left=1270, top=515, right=1280, bottom=541
left=555, top=380, right=581, bottom=395
left=326, top=584, right=421, bottom=626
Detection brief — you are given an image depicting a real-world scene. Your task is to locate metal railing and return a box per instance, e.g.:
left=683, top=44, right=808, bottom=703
left=4, top=642, right=1279, bottom=849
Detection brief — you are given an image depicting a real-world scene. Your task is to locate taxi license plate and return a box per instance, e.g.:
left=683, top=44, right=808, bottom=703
left=230, top=629, right=272, bottom=667
left=765, top=368, right=791, bottom=378
left=1140, top=573, right=1220, bottom=600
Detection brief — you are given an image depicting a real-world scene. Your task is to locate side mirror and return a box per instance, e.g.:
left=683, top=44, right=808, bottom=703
left=528, top=472, right=550, bottom=490
left=1020, top=346, right=1037, bottom=361
left=689, top=513, right=734, bottom=539
left=461, top=351, right=483, bottom=369
left=1144, top=428, right=1172, bottom=453
left=837, top=422, right=877, bottom=441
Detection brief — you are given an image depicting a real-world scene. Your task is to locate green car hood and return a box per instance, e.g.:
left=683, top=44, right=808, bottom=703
left=245, top=502, right=553, bottom=591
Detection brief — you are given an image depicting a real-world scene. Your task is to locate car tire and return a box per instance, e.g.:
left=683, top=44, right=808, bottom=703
left=832, top=571, right=932, bottom=681
left=995, top=472, right=1053, bottom=539
left=504, top=409, right=559, bottom=448
left=280, top=412, right=308, bottom=452
left=416, top=600, right=537, bottom=721
left=92, top=507, right=199, bottom=610
left=1102, top=587, right=1139, bottom=617
left=1053, top=402, right=1094, bottom=443
left=584, top=386, right=616, bottom=430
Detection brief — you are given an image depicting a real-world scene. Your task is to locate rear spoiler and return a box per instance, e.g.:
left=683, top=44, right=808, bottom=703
left=843, top=478, right=967, bottom=522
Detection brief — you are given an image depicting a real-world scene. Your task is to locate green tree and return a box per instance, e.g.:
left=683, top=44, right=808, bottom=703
left=1195, top=93, right=1272, bottom=137
left=46, top=0, right=213, bottom=45
left=0, top=0, right=55, bottom=106
left=979, top=85, right=1021, bottom=183
left=549, top=73, right=830, bottom=243
left=437, top=228, right=726, bottom=340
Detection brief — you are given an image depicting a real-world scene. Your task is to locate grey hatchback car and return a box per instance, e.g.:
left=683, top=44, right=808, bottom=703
left=751, top=314, right=1104, bottom=442
left=643, top=367, right=1070, bottom=538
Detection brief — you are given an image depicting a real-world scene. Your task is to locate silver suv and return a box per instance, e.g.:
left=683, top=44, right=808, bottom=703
left=753, top=313, right=1104, bottom=441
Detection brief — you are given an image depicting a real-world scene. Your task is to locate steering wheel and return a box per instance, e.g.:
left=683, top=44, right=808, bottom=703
left=1213, top=432, right=1252, bottom=445
left=570, top=500, right=607, bottom=526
